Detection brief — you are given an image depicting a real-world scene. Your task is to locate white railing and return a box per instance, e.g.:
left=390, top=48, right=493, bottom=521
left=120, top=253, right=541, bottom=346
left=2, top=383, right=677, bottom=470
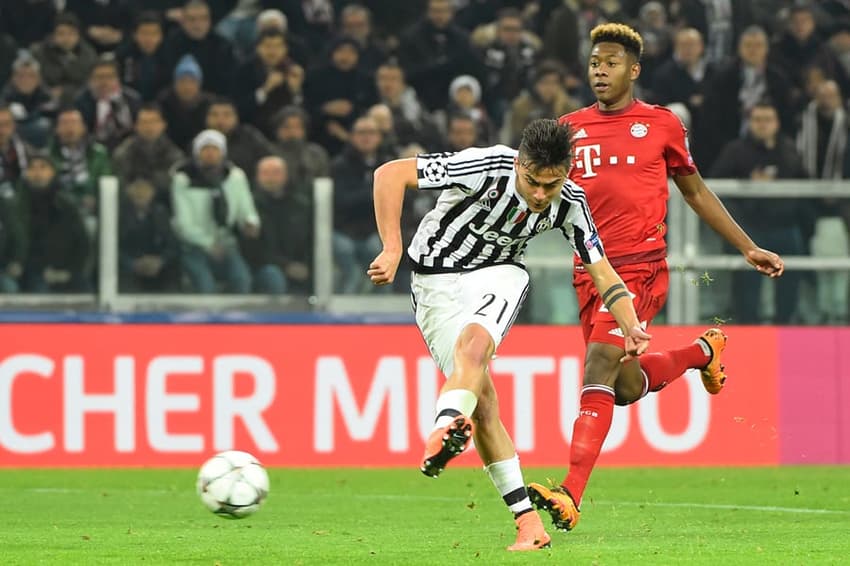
left=1, top=177, right=848, bottom=323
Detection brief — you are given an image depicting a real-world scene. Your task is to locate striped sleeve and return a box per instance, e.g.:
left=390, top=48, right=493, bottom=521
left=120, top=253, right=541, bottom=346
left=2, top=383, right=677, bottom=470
left=416, top=145, right=516, bottom=192
left=559, top=180, right=605, bottom=265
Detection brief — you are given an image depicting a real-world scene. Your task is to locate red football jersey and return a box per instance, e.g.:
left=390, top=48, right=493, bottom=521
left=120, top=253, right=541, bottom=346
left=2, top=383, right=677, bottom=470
left=560, top=100, right=697, bottom=266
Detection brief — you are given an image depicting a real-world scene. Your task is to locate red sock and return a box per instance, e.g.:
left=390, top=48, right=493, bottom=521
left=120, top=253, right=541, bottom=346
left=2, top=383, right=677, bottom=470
left=562, top=386, right=615, bottom=506
left=640, top=342, right=710, bottom=393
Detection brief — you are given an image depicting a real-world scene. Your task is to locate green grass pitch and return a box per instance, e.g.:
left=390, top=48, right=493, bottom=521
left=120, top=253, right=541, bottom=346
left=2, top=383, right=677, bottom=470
left=1, top=466, right=849, bottom=565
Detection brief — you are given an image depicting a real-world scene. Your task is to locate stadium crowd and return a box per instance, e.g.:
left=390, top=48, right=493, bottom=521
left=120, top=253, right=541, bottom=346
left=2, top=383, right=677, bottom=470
left=0, top=0, right=848, bottom=323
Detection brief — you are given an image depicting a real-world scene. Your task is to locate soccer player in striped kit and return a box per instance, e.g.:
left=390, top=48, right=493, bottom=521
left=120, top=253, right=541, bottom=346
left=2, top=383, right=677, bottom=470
left=367, top=118, right=651, bottom=550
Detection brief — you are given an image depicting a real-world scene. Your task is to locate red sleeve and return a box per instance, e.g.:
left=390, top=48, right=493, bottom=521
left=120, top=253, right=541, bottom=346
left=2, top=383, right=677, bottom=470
left=663, top=112, right=697, bottom=176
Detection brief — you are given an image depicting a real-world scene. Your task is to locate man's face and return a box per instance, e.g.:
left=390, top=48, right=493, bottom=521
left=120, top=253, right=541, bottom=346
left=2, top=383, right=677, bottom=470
left=56, top=111, right=86, bottom=144
left=739, top=32, right=768, bottom=67
left=447, top=118, right=477, bottom=150
left=135, top=110, right=165, bottom=140
left=0, top=111, right=15, bottom=145
left=452, top=86, right=476, bottom=109
left=90, top=64, right=120, bottom=97
left=206, top=104, right=238, bottom=134
left=332, top=44, right=359, bottom=71
left=256, top=159, right=287, bottom=192
left=127, top=181, right=155, bottom=208
left=350, top=119, right=381, bottom=154
left=134, top=22, right=163, bottom=54
left=276, top=115, right=305, bottom=141
left=674, top=29, right=703, bottom=64
left=815, top=82, right=843, bottom=115
left=749, top=107, right=779, bottom=141
left=12, top=65, right=41, bottom=95
left=789, top=10, right=815, bottom=42
left=198, top=145, right=223, bottom=167
left=342, top=10, right=370, bottom=43
left=534, top=72, right=561, bottom=102
left=53, top=24, right=79, bottom=51
left=497, top=16, right=523, bottom=47
left=588, top=42, right=639, bottom=106
left=427, top=0, right=453, bottom=29
left=514, top=158, right=567, bottom=213
left=257, top=36, right=287, bottom=66
left=376, top=66, right=404, bottom=100
left=182, top=5, right=211, bottom=40
left=26, top=160, right=55, bottom=189
left=175, top=76, right=200, bottom=100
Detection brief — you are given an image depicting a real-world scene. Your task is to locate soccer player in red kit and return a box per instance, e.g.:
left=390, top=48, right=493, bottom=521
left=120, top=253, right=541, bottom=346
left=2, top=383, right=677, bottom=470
left=527, top=23, right=786, bottom=531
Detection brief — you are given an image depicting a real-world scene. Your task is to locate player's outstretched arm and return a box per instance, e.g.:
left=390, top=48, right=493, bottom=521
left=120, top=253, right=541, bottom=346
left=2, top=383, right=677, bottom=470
left=584, top=257, right=652, bottom=361
left=368, top=158, right=419, bottom=286
left=674, top=172, right=785, bottom=278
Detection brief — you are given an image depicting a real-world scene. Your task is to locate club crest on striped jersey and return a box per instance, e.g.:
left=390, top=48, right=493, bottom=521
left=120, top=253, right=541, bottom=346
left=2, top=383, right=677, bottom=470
left=534, top=216, right=552, bottom=232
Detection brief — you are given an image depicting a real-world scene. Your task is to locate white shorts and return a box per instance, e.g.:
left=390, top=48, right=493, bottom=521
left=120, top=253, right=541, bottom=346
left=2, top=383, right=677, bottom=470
left=411, top=264, right=530, bottom=376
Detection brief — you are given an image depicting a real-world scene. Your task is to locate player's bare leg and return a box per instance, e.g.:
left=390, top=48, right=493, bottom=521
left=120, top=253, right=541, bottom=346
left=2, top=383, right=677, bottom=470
left=420, top=324, right=492, bottom=478
left=529, top=342, right=621, bottom=531
left=472, top=371, right=550, bottom=551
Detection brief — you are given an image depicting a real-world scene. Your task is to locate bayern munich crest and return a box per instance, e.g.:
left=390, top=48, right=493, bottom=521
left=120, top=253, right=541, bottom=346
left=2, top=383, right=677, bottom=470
left=423, top=158, right=448, bottom=184
left=630, top=122, right=649, bottom=138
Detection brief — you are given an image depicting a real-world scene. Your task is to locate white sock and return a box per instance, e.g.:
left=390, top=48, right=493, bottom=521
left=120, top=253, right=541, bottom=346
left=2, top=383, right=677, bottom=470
left=432, top=389, right=478, bottom=430
left=484, top=454, right=532, bottom=516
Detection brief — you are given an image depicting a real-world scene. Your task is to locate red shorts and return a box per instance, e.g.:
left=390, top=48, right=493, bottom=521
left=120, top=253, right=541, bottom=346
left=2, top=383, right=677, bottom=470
left=574, top=259, right=669, bottom=347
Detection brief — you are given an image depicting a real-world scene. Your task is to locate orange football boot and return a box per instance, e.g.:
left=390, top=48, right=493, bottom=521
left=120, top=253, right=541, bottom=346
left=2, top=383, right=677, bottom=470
left=507, top=511, right=551, bottom=551
left=697, top=328, right=728, bottom=394
left=420, top=415, right=473, bottom=478
left=527, top=482, right=581, bottom=531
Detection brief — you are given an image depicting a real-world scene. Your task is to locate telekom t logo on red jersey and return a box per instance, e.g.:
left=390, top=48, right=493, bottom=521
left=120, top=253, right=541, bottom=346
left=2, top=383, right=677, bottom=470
left=573, top=144, right=637, bottom=178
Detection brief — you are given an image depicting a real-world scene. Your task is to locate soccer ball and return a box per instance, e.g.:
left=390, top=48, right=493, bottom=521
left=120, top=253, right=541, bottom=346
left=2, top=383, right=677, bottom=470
left=196, top=450, right=269, bottom=519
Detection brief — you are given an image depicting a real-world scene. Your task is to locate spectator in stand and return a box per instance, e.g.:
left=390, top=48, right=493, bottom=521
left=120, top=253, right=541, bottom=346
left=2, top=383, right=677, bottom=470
left=1, top=53, right=57, bottom=149
left=367, top=104, right=403, bottom=157
left=171, top=129, right=258, bottom=294
left=397, top=0, right=482, bottom=111
left=31, top=13, right=99, bottom=106
left=75, top=57, right=142, bottom=151
left=772, top=3, right=830, bottom=113
left=476, top=8, right=540, bottom=126
left=437, top=75, right=494, bottom=144
left=161, top=0, right=238, bottom=95
left=634, top=2, right=673, bottom=94
left=112, top=103, right=184, bottom=205
left=66, top=0, right=133, bottom=53
left=234, top=29, right=301, bottom=140
left=272, top=106, right=329, bottom=204
left=255, top=9, right=310, bottom=68
left=701, top=25, right=793, bottom=171
left=374, top=61, right=442, bottom=150
left=17, top=153, right=89, bottom=293
left=0, top=33, right=17, bottom=95
left=339, top=4, right=387, bottom=74
left=205, top=97, right=276, bottom=177
left=673, top=0, right=754, bottom=65
left=507, top=60, right=579, bottom=146
left=240, top=156, right=313, bottom=294
left=0, top=106, right=33, bottom=198
left=118, top=178, right=181, bottom=292
left=47, top=108, right=111, bottom=232
left=115, top=12, right=170, bottom=102
left=0, top=187, right=25, bottom=293
left=443, top=112, right=479, bottom=152
left=304, top=36, right=375, bottom=156
left=710, top=102, right=811, bottom=324
left=157, top=54, right=213, bottom=151
left=816, top=20, right=850, bottom=100
left=797, top=80, right=850, bottom=324
left=275, top=0, right=335, bottom=55
left=216, top=0, right=265, bottom=58
left=331, top=115, right=393, bottom=294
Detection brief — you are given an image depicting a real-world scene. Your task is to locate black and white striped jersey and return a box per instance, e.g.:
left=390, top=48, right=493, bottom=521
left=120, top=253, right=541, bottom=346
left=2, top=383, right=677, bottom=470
left=408, top=145, right=605, bottom=273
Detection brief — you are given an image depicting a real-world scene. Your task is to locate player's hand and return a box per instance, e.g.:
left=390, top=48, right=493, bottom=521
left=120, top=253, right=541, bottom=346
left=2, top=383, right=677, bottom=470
left=745, top=247, right=784, bottom=278
left=367, top=249, right=402, bottom=286
left=620, top=325, right=652, bottom=363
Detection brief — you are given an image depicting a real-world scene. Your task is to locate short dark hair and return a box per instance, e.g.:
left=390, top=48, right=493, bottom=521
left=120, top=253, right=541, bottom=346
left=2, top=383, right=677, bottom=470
left=591, top=22, right=644, bottom=60
left=256, top=28, right=286, bottom=46
left=137, top=102, right=163, bottom=116
left=274, top=105, right=309, bottom=129
left=518, top=119, right=573, bottom=171
left=54, top=12, right=81, bottom=31
left=134, top=11, right=162, bottom=29
left=208, top=96, right=236, bottom=110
